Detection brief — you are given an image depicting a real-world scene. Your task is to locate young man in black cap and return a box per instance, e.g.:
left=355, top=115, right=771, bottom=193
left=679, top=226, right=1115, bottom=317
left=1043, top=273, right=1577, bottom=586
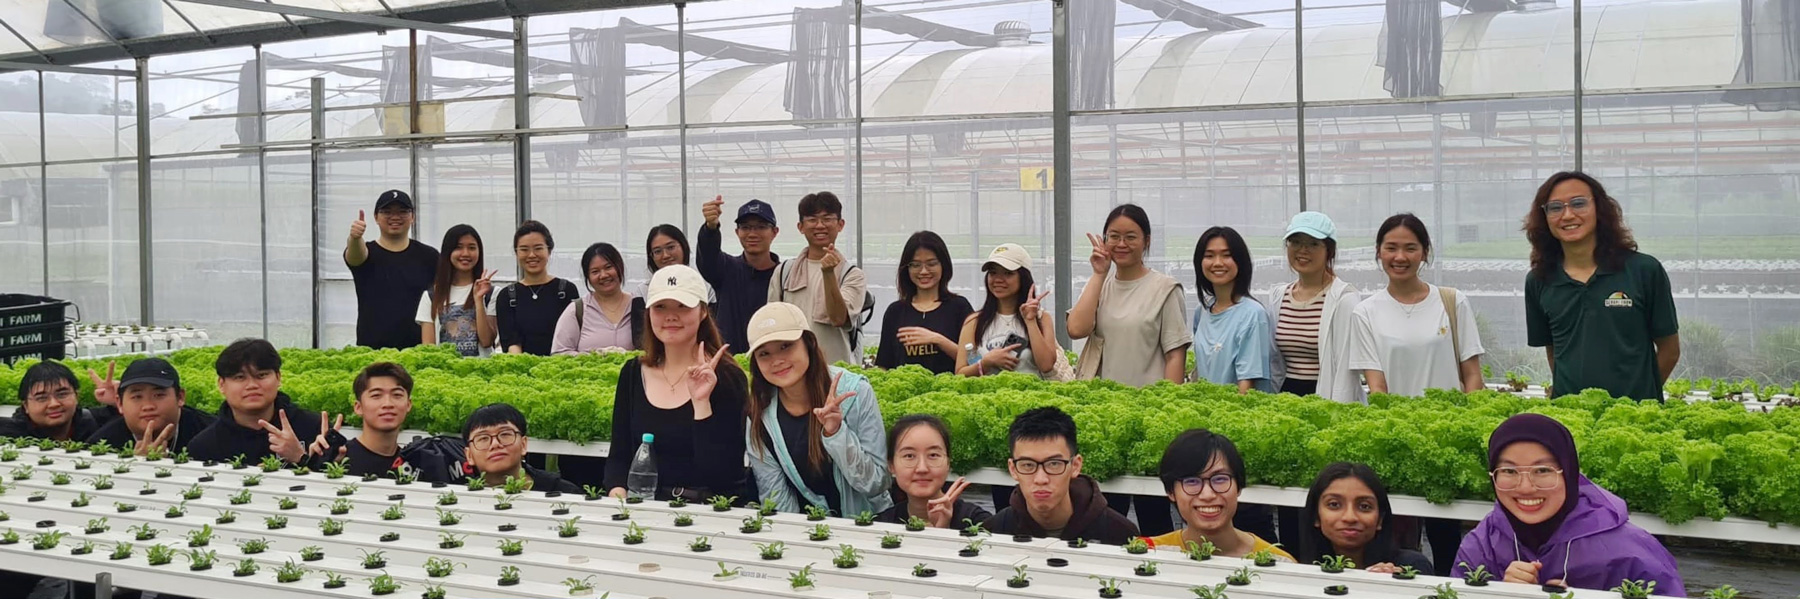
left=187, top=338, right=338, bottom=466
left=2, top=361, right=100, bottom=441
left=345, top=189, right=439, bottom=349
left=697, top=195, right=781, bottom=353
left=86, top=357, right=215, bottom=455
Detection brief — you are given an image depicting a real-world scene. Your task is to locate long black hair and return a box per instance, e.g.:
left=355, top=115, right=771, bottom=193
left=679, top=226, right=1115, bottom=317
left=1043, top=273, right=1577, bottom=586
left=1295, top=462, right=1406, bottom=568
left=644, top=224, right=692, bottom=273
left=1193, top=226, right=1253, bottom=310
left=897, top=231, right=957, bottom=302
left=431, top=224, right=485, bottom=320
left=974, top=263, right=1037, bottom=350
left=747, top=331, right=834, bottom=475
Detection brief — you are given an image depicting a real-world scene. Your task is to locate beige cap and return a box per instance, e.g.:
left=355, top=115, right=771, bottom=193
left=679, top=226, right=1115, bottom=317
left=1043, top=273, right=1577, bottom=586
left=646, top=264, right=707, bottom=307
left=747, top=302, right=810, bottom=354
left=983, top=243, right=1033, bottom=271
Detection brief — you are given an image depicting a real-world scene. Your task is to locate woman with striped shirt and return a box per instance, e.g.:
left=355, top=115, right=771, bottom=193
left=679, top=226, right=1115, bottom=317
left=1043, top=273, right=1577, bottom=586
left=1263, top=212, right=1365, bottom=403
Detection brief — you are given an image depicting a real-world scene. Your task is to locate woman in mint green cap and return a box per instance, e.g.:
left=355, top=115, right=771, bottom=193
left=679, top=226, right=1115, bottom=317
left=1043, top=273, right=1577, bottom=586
left=1262, top=211, right=1365, bottom=404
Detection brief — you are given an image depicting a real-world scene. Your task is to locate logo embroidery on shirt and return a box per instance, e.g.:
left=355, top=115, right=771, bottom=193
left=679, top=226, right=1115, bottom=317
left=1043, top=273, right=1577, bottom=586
left=1604, top=291, right=1634, bottom=308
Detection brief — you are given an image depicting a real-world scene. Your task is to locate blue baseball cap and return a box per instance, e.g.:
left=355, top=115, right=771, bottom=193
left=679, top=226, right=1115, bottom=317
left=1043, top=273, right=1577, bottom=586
left=735, top=199, right=777, bottom=226
left=1285, top=211, right=1337, bottom=241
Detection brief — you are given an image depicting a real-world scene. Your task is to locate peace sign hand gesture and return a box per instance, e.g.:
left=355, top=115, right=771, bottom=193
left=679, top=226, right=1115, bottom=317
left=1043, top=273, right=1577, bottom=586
left=308, top=412, right=346, bottom=459
left=1086, top=233, right=1113, bottom=276
left=133, top=419, right=175, bottom=458
left=814, top=372, right=856, bottom=437
left=473, top=269, right=497, bottom=300
left=257, top=410, right=306, bottom=464
left=686, top=344, right=732, bottom=402
left=87, top=361, right=120, bottom=408
left=1020, top=286, right=1051, bottom=323
left=927, top=477, right=972, bottom=529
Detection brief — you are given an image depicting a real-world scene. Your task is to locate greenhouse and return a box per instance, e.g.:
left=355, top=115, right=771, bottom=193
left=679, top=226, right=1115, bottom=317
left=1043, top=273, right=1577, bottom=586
left=0, top=0, right=1797, bottom=598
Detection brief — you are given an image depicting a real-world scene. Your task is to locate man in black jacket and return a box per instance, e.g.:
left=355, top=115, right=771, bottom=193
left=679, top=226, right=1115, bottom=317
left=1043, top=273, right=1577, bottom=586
left=696, top=196, right=781, bottom=353
left=342, top=362, right=415, bottom=477
left=86, top=357, right=215, bottom=454
left=187, top=338, right=330, bottom=466
left=2, top=360, right=100, bottom=441
left=982, top=406, right=1140, bottom=545
left=460, top=403, right=579, bottom=493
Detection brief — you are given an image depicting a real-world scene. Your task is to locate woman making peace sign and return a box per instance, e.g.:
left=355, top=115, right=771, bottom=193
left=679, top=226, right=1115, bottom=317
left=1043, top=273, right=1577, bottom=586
left=746, top=302, right=894, bottom=517
left=604, top=265, right=749, bottom=502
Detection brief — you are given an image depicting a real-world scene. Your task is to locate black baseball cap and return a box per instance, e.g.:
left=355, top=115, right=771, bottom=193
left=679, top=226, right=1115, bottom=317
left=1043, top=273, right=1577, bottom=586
left=374, top=189, right=415, bottom=212
left=735, top=199, right=777, bottom=226
left=119, top=358, right=180, bottom=391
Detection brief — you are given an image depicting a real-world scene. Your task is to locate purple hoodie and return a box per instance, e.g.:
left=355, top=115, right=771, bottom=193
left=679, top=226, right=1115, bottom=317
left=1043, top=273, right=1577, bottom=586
left=1451, top=475, right=1685, bottom=596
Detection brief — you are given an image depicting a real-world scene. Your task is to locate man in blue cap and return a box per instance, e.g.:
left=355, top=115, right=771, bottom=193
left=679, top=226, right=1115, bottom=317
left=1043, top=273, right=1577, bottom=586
left=697, top=195, right=782, bottom=353
left=86, top=357, right=215, bottom=455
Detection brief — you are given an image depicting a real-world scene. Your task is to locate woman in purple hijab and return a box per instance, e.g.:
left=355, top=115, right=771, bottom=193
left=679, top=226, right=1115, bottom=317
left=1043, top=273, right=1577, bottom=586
left=1451, top=414, right=1685, bottom=595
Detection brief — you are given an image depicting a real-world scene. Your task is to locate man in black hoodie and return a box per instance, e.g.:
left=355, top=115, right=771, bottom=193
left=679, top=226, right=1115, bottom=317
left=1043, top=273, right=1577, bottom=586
left=982, top=406, right=1139, bottom=545
left=86, top=357, right=215, bottom=454
left=460, top=403, right=579, bottom=493
left=187, top=338, right=328, bottom=466
left=2, top=360, right=101, bottom=441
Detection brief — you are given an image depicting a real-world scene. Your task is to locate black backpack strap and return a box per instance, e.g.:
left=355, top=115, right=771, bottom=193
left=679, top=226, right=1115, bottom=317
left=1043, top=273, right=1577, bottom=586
left=630, top=296, right=646, bottom=348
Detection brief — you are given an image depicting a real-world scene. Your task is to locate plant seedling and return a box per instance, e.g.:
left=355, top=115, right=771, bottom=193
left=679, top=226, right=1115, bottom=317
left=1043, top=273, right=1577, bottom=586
left=689, top=536, right=712, bottom=552
left=905, top=515, right=928, bottom=532
left=336, top=483, right=360, bottom=497
left=369, top=572, right=401, bottom=595
left=562, top=575, right=596, bottom=595
left=428, top=531, right=463, bottom=549
left=421, top=584, right=446, bottom=599
left=154, top=467, right=173, bottom=478
left=114, top=502, right=138, bottom=514
left=71, top=540, right=96, bottom=556
left=466, top=477, right=486, bottom=492
left=498, top=538, right=525, bottom=556
left=436, top=491, right=458, bottom=506
left=290, top=465, right=309, bottom=476
left=173, top=448, right=190, bottom=464
left=674, top=513, right=694, bottom=527
left=758, top=496, right=778, bottom=517
left=1226, top=566, right=1258, bottom=586
left=788, top=564, right=817, bottom=590
left=73, top=459, right=91, bottom=470
left=110, top=542, right=134, bottom=561
left=807, top=524, right=832, bottom=542
left=237, top=537, right=270, bottom=554
left=379, top=532, right=399, bottom=542
left=326, top=498, right=353, bottom=515
left=611, top=498, right=631, bottom=520
left=90, top=441, right=116, bottom=456
left=881, top=533, right=902, bottom=549
left=1610, top=580, right=1657, bottom=599
left=300, top=545, right=324, bottom=561
left=70, top=492, right=92, bottom=508
left=493, top=493, right=517, bottom=511
left=1183, top=540, right=1217, bottom=561
left=582, top=485, right=603, bottom=501
left=382, top=503, right=406, bottom=521
left=88, top=475, right=114, bottom=490
left=214, top=509, right=239, bottom=524
left=0, top=530, right=18, bottom=545
left=424, top=556, right=463, bottom=578
left=804, top=505, right=831, bottom=521
left=29, top=530, right=69, bottom=551
left=1092, top=575, right=1129, bottom=599
left=10, top=465, right=33, bottom=480
left=756, top=541, right=786, bottom=560
left=320, top=518, right=345, bottom=536
left=708, top=494, right=736, bottom=511
left=180, top=484, right=203, bottom=500
left=1458, top=562, right=1494, bottom=586
left=275, top=560, right=306, bottom=583
left=498, top=565, right=521, bottom=586
left=1392, top=565, right=1420, bottom=580
left=84, top=517, right=110, bottom=535
left=1124, top=537, right=1151, bottom=555
left=1008, top=565, right=1031, bottom=587
left=50, top=472, right=70, bottom=485
left=277, top=496, right=298, bottom=510
left=259, top=455, right=282, bottom=473
left=436, top=507, right=462, bottom=526
left=323, top=571, right=347, bottom=589
left=960, top=538, right=987, bottom=557
left=556, top=516, right=582, bottom=538
left=28, top=491, right=46, bottom=502
left=832, top=544, right=862, bottom=569
left=229, top=489, right=252, bottom=505
left=501, top=475, right=529, bottom=495
left=1426, top=582, right=1459, bottom=599
left=1135, top=561, right=1160, bottom=576
left=165, top=501, right=191, bottom=518
left=323, top=461, right=347, bottom=479
left=393, top=469, right=418, bottom=485
left=1704, top=585, right=1741, bottom=599
left=961, top=518, right=991, bottom=538
left=265, top=515, right=288, bottom=530
left=1249, top=546, right=1280, bottom=567
left=714, top=562, right=742, bottom=579
left=741, top=514, right=771, bottom=533
left=129, top=523, right=161, bottom=541
left=606, top=521, right=641, bottom=545
left=1324, top=584, right=1349, bottom=596
left=185, top=524, right=214, bottom=547
left=1189, top=583, right=1228, bottom=599
left=0, top=448, right=14, bottom=462
left=359, top=549, right=387, bottom=569
left=1069, top=538, right=1090, bottom=549
left=1316, top=554, right=1354, bottom=573
left=145, top=544, right=176, bottom=566
left=669, top=495, right=688, bottom=508
left=242, top=474, right=262, bottom=487
left=233, top=558, right=258, bottom=577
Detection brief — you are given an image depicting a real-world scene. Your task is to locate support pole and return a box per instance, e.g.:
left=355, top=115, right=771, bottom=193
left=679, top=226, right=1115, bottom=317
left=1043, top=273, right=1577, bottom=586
left=136, top=57, right=153, bottom=325
left=310, top=77, right=325, bottom=348
left=1573, top=0, right=1584, bottom=171
left=37, top=70, right=47, bottom=295
left=1295, top=0, right=1307, bottom=212
left=514, top=16, right=531, bottom=223
left=1052, top=0, right=1072, bottom=348
left=678, top=3, right=689, bottom=231
left=256, top=46, right=270, bottom=339
left=854, top=0, right=865, bottom=267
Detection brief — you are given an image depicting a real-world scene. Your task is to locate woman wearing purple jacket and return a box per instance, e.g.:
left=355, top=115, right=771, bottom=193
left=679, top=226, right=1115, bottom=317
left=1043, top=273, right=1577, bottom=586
left=1451, top=414, right=1684, bottom=595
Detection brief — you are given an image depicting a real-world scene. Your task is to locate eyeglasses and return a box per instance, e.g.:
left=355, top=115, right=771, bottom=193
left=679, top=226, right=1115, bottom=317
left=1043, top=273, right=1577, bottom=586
left=514, top=244, right=548, bottom=255
left=1285, top=238, right=1325, bottom=252
left=26, top=388, right=75, bottom=404
left=1011, top=458, right=1071, bottom=476
left=1491, top=466, right=1563, bottom=491
left=1177, top=474, right=1237, bottom=496
left=469, top=430, right=521, bottom=451
left=802, top=215, right=839, bottom=227
left=650, top=243, right=682, bottom=258
left=895, top=452, right=946, bottom=468
left=375, top=209, right=412, bottom=218
left=1543, top=197, right=1592, bottom=216
left=737, top=223, right=774, bottom=233
left=906, top=260, right=942, bottom=272
left=1103, top=233, right=1141, bottom=245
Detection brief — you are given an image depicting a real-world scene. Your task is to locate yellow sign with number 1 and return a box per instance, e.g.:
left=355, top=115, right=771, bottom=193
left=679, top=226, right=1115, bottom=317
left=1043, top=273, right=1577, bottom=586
left=1019, top=167, right=1054, bottom=191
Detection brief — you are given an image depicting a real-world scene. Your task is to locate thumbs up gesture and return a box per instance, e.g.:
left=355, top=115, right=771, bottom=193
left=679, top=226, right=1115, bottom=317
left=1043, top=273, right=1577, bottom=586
left=350, top=210, right=367, bottom=239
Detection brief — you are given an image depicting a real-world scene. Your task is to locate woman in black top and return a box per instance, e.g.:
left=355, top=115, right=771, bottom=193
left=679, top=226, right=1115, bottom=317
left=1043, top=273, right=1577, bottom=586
left=1294, top=462, right=1435, bottom=575
left=604, top=264, right=749, bottom=501
left=877, top=414, right=991, bottom=527
left=499, top=220, right=579, bottom=355
left=875, top=231, right=972, bottom=373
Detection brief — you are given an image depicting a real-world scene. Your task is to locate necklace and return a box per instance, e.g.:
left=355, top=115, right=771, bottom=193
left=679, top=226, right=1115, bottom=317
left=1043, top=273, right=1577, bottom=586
left=521, top=280, right=553, bottom=300
left=650, top=364, right=684, bottom=394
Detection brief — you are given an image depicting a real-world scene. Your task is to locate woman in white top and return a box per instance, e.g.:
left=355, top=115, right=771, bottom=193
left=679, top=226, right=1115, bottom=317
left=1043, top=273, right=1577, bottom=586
left=417, top=223, right=496, bottom=357
left=1263, top=212, right=1364, bottom=404
left=1067, top=203, right=1192, bottom=387
left=1348, top=214, right=1485, bottom=396
left=956, top=244, right=1058, bottom=379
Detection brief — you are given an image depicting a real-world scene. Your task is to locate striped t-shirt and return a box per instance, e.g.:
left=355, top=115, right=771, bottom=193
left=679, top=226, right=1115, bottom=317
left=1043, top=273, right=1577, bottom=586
left=1275, top=286, right=1324, bottom=381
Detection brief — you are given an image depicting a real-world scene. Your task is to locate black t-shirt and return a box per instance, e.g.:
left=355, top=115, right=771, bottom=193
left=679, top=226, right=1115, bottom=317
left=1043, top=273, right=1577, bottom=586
left=875, top=295, right=974, bottom=374
left=345, top=438, right=405, bottom=478
left=349, top=240, right=438, bottom=349
left=776, top=407, right=841, bottom=515
left=497, top=278, right=579, bottom=356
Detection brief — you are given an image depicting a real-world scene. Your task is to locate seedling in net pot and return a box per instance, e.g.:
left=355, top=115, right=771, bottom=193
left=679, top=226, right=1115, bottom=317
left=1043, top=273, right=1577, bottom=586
left=50, top=472, right=70, bottom=486
left=557, top=516, right=582, bottom=538
left=1458, top=562, right=1494, bottom=586
left=381, top=503, right=406, bottom=521
left=466, top=477, right=486, bottom=492
left=437, top=491, right=458, bottom=506
left=788, top=564, right=817, bottom=590
left=611, top=498, right=631, bottom=521
left=960, top=538, right=987, bottom=557
left=805, top=505, right=831, bottom=521
left=368, top=572, right=401, bottom=596
left=741, top=514, right=771, bottom=533
left=1134, top=561, right=1159, bottom=576
left=300, top=545, right=324, bottom=562
left=109, top=543, right=134, bottom=561
left=154, top=467, right=173, bottom=479
left=562, top=575, right=596, bottom=595
left=758, top=497, right=779, bottom=517
left=669, top=495, right=688, bottom=508
left=502, top=475, right=530, bottom=495
left=84, top=517, right=110, bottom=535
left=1189, top=583, right=1228, bottom=599
left=1123, top=537, right=1151, bottom=555
left=1316, top=554, right=1354, bottom=573
left=233, top=558, right=258, bottom=577
left=324, top=461, right=348, bottom=480
left=714, top=562, right=742, bottom=580
left=359, top=549, right=387, bottom=569
left=73, top=459, right=91, bottom=470
left=242, top=474, right=263, bottom=487
left=378, top=531, right=399, bottom=542
left=392, top=469, right=417, bottom=485
left=29, top=530, right=68, bottom=551
left=674, top=513, right=693, bottom=527
left=1092, top=575, right=1129, bottom=599
left=493, top=493, right=517, bottom=511
left=71, top=492, right=92, bottom=508
left=1249, top=546, right=1280, bottom=567
left=421, top=584, right=446, bottom=599
left=70, top=540, right=95, bottom=556
left=438, top=532, right=467, bottom=549
left=320, top=518, right=345, bottom=536
left=437, top=508, right=462, bottom=526
left=756, top=541, right=786, bottom=560
left=0, top=530, right=18, bottom=545
left=1394, top=565, right=1420, bottom=580
left=278, top=496, right=298, bottom=510
left=689, top=536, right=713, bottom=552
left=1183, top=540, right=1217, bottom=561
left=1703, top=585, right=1741, bottom=599
left=129, top=523, right=161, bottom=541
left=145, top=544, right=176, bottom=566
left=239, top=538, right=270, bottom=555
left=832, top=544, right=862, bottom=569
left=708, top=495, right=736, bottom=511
left=498, top=565, right=521, bottom=586
left=88, top=475, right=114, bottom=490
left=1611, top=580, right=1657, bottom=599
left=1426, top=582, right=1459, bottom=599
left=1007, top=565, right=1030, bottom=588
left=327, top=498, right=354, bottom=515
left=229, top=489, right=252, bottom=505
left=582, top=485, right=604, bottom=501
left=259, top=455, right=283, bottom=473
left=323, top=571, right=347, bottom=589
left=181, top=484, right=203, bottom=500
left=185, top=524, right=215, bottom=547
left=275, top=559, right=306, bottom=583
left=115, top=502, right=138, bottom=514
left=881, top=533, right=903, bottom=549
left=336, top=483, right=359, bottom=497
left=265, top=515, right=287, bottom=530
left=424, top=556, right=463, bottom=578
left=1226, top=566, right=1258, bottom=586
left=622, top=522, right=646, bottom=545
left=10, top=465, right=33, bottom=480
left=962, top=518, right=989, bottom=538
left=905, top=515, right=928, bottom=532
left=498, top=538, right=525, bottom=556
left=215, top=509, right=238, bottom=525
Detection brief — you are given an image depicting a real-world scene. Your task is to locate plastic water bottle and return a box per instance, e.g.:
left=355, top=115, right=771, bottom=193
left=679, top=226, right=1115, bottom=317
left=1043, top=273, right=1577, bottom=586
left=626, top=433, right=658, bottom=501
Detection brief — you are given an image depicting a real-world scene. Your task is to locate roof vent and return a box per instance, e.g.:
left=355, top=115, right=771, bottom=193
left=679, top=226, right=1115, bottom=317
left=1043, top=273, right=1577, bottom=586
left=993, top=21, right=1031, bottom=46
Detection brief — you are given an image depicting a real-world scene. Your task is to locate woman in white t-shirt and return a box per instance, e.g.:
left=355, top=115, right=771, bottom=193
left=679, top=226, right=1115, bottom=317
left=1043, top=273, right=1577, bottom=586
left=417, top=224, right=497, bottom=357
left=1348, top=214, right=1484, bottom=396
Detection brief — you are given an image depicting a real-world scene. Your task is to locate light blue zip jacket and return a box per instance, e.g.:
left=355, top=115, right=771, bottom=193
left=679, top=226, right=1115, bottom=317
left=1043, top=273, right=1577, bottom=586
left=748, top=366, right=894, bottom=517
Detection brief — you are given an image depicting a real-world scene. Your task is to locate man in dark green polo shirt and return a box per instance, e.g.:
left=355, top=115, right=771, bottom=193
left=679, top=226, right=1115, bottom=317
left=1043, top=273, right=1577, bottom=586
left=1523, top=172, right=1680, bottom=401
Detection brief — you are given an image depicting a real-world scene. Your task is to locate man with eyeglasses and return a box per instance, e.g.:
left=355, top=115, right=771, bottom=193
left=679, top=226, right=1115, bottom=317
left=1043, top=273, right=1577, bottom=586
left=2, top=361, right=101, bottom=441
left=768, top=191, right=870, bottom=366
left=345, top=189, right=440, bottom=350
left=459, top=402, right=579, bottom=493
left=698, top=196, right=782, bottom=354
left=982, top=406, right=1139, bottom=544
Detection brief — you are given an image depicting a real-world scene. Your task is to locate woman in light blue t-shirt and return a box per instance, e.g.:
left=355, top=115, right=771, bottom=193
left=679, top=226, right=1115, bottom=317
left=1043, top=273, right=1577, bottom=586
left=1190, top=226, right=1275, bottom=394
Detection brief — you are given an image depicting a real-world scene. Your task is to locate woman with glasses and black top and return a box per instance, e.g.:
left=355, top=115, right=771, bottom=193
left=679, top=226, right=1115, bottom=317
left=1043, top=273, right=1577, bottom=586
left=1524, top=172, right=1679, bottom=401
left=875, top=232, right=973, bottom=374
left=876, top=415, right=991, bottom=527
left=1453, top=414, right=1684, bottom=595
left=498, top=221, right=580, bottom=356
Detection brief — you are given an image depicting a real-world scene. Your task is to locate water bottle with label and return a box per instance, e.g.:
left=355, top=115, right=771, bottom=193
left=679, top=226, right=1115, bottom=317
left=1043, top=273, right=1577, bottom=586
left=626, top=433, right=658, bottom=500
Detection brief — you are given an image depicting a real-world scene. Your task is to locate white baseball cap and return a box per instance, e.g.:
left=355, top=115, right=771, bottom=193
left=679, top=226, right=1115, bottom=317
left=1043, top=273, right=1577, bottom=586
left=646, top=264, right=707, bottom=308
left=983, top=243, right=1033, bottom=271
left=747, top=302, right=810, bottom=354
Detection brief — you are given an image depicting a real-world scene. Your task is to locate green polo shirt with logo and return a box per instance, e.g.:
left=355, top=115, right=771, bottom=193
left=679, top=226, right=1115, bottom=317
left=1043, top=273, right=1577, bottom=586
left=1525, top=251, right=1678, bottom=401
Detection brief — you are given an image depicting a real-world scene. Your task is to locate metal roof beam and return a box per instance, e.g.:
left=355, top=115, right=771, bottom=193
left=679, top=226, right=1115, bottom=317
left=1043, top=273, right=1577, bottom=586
left=0, top=60, right=134, bottom=77
left=172, top=0, right=515, bottom=40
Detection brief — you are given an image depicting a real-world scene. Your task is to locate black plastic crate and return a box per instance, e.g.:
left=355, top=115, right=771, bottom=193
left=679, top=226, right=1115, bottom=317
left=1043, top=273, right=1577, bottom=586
left=0, top=320, right=67, bottom=351
left=0, top=340, right=66, bottom=365
left=0, top=294, right=69, bottom=331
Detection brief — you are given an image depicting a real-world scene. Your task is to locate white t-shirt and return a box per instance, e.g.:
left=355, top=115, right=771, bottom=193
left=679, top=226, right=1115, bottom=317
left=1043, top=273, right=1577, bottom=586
left=415, top=284, right=499, bottom=357
left=1347, top=284, right=1484, bottom=397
